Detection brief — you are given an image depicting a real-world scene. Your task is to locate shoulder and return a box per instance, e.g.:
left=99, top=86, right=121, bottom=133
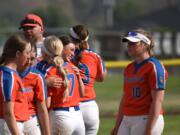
left=125, top=61, right=134, bottom=70
left=36, top=60, right=48, bottom=69
left=0, top=66, right=17, bottom=78
left=30, top=66, right=44, bottom=76
left=84, top=49, right=101, bottom=57
left=147, top=57, right=165, bottom=70
left=146, top=57, right=168, bottom=78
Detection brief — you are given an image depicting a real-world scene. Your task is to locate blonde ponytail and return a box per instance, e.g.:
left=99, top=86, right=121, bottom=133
left=52, top=56, right=69, bottom=93
left=44, top=36, right=69, bottom=100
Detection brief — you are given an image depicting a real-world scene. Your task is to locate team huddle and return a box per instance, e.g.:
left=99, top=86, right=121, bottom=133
left=0, top=13, right=167, bottom=135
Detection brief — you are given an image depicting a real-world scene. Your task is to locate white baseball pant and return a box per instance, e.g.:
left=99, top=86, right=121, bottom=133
left=24, top=115, right=41, bottom=135
left=117, top=115, right=164, bottom=135
left=49, top=106, right=85, bottom=135
left=80, top=100, right=100, bottom=135
left=0, top=118, right=25, bottom=135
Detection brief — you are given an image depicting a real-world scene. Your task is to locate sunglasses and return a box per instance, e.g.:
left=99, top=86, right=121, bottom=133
left=22, top=26, right=36, bottom=31
left=20, top=19, right=42, bottom=29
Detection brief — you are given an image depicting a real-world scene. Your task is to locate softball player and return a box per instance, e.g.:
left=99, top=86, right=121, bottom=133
left=37, top=35, right=85, bottom=135
left=0, top=33, right=31, bottom=134
left=112, top=29, right=168, bottom=135
left=70, top=25, right=107, bottom=135
left=17, top=44, right=50, bottom=135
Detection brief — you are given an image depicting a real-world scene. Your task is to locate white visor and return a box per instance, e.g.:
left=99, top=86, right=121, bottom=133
left=122, top=32, right=151, bottom=45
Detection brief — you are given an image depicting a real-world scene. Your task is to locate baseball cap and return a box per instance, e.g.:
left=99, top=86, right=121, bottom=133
left=19, top=13, right=44, bottom=29
left=122, top=32, right=151, bottom=45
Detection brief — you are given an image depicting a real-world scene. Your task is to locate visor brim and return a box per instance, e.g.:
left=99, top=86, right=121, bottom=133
left=122, top=37, right=141, bottom=43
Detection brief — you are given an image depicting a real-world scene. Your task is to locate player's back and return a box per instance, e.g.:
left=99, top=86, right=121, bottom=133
left=38, top=61, right=81, bottom=108
left=78, top=50, right=106, bottom=101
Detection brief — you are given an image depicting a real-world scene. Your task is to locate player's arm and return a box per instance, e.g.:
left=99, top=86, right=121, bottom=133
left=77, top=74, right=85, bottom=97
left=36, top=101, right=51, bottom=135
left=95, top=56, right=107, bottom=82
left=35, top=73, right=51, bottom=135
left=111, top=93, right=125, bottom=135
left=3, top=102, right=20, bottom=135
left=95, top=70, right=107, bottom=82
left=145, top=62, right=167, bottom=135
left=144, top=90, right=164, bottom=135
left=46, top=96, right=51, bottom=109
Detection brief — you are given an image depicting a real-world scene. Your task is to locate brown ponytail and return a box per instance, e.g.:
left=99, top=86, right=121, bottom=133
left=70, top=25, right=89, bottom=62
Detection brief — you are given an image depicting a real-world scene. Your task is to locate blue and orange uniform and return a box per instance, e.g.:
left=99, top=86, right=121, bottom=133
left=77, top=49, right=106, bottom=101
left=45, top=62, right=81, bottom=108
left=19, top=66, right=47, bottom=117
left=123, top=57, right=168, bottom=115
left=0, top=66, right=30, bottom=121
left=75, top=49, right=106, bottom=135
left=37, top=60, right=85, bottom=135
left=37, top=61, right=81, bottom=108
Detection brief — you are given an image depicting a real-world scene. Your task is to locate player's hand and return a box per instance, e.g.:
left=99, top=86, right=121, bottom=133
left=46, top=76, right=64, bottom=88
left=71, top=66, right=80, bottom=77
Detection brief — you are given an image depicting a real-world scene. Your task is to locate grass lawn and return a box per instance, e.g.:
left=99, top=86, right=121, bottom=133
left=94, top=72, right=180, bottom=135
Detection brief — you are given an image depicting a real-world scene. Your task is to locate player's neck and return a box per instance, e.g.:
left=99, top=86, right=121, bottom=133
left=4, top=62, right=17, bottom=71
left=135, top=53, right=150, bottom=64
left=36, top=35, right=44, bottom=43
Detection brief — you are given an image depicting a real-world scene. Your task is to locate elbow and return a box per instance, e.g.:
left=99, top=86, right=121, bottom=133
left=96, top=77, right=104, bottom=82
left=4, top=111, right=13, bottom=118
left=96, top=75, right=106, bottom=82
left=3, top=104, right=14, bottom=119
left=37, top=101, right=49, bottom=115
left=96, top=71, right=107, bottom=82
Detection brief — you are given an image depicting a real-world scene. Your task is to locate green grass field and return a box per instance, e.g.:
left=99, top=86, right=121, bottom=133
left=94, top=72, right=180, bottom=135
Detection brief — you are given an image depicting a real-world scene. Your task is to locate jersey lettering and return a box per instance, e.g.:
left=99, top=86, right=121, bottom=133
left=78, top=63, right=90, bottom=84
